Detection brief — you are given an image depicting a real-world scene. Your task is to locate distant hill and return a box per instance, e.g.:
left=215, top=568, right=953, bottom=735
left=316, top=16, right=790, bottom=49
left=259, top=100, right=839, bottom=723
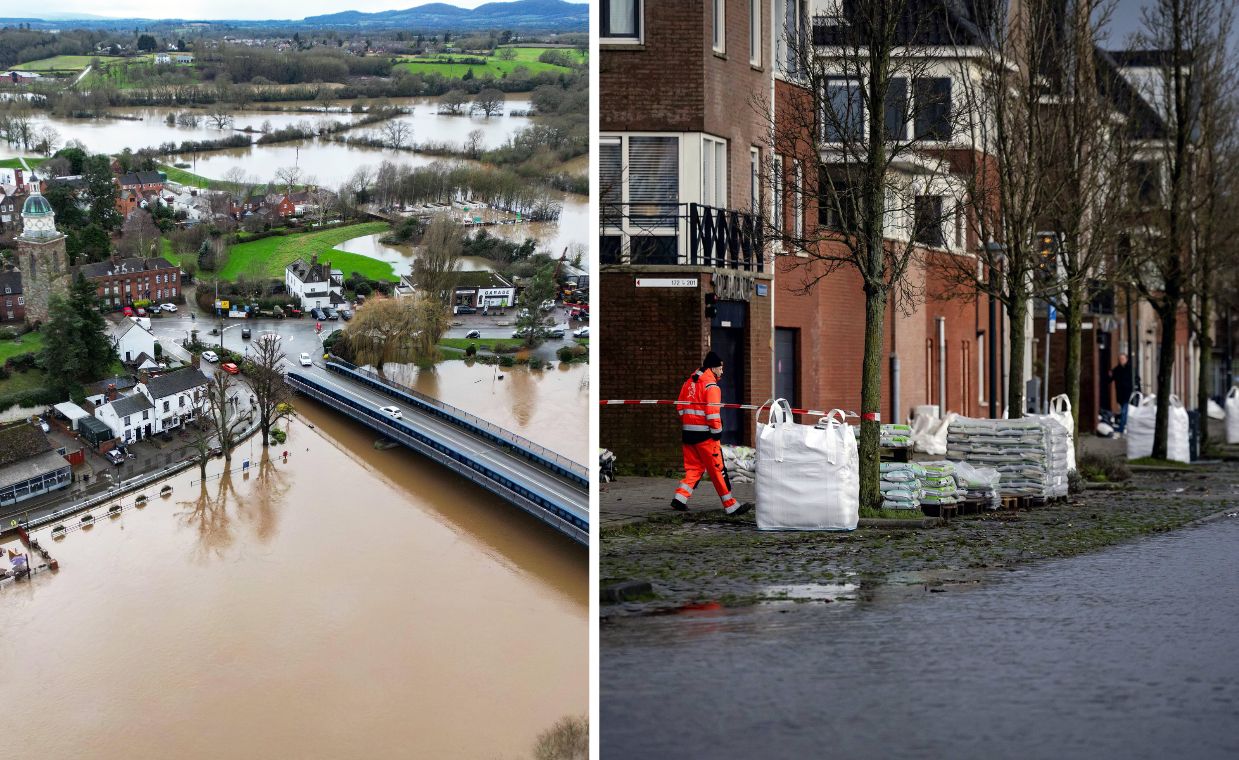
left=0, top=0, right=589, bottom=32
left=304, top=1, right=589, bottom=31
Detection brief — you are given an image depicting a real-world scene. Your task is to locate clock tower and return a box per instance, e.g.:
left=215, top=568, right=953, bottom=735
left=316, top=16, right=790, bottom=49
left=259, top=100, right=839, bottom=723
left=17, top=186, right=70, bottom=325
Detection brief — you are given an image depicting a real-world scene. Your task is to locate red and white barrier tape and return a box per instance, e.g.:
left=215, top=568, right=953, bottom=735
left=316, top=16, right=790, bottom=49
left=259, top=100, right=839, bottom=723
left=600, top=399, right=862, bottom=419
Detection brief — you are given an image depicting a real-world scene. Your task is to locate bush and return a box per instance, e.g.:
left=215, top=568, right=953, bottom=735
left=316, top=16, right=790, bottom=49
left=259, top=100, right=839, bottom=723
left=557, top=346, right=573, bottom=362
left=527, top=357, right=543, bottom=370
left=1076, top=451, right=1131, bottom=483
left=498, top=355, right=515, bottom=367
left=465, top=343, right=477, bottom=357
left=0, top=385, right=57, bottom=411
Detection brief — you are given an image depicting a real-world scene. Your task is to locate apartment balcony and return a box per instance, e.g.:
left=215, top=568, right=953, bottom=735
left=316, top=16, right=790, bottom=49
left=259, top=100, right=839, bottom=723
left=600, top=203, right=765, bottom=272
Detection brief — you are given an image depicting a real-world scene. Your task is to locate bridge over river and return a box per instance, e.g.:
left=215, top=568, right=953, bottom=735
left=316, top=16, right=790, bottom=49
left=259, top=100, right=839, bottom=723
left=286, top=361, right=589, bottom=546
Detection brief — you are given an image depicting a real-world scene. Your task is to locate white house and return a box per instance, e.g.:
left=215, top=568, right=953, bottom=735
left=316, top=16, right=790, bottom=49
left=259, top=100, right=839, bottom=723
left=175, top=53, right=194, bottom=64
left=143, top=368, right=208, bottom=433
left=154, top=53, right=172, bottom=64
left=114, top=318, right=157, bottom=364
left=453, top=271, right=516, bottom=311
left=94, top=391, right=156, bottom=443
left=286, top=255, right=344, bottom=310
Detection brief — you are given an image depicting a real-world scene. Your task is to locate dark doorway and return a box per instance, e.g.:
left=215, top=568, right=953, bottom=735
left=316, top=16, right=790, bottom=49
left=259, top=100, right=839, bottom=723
left=1098, top=331, right=1112, bottom=412
left=711, top=301, right=747, bottom=445
left=775, top=328, right=798, bottom=411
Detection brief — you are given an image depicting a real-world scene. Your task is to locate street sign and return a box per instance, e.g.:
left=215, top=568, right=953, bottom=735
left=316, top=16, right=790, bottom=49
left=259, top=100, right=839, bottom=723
left=636, top=278, right=698, bottom=288
left=1047, top=304, right=1057, bottom=333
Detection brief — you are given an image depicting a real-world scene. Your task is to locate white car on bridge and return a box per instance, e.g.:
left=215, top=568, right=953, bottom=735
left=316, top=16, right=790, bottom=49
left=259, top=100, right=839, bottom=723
left=299, top=352, right=313, bottom=367
left=379, top=405, right=403, bottom=420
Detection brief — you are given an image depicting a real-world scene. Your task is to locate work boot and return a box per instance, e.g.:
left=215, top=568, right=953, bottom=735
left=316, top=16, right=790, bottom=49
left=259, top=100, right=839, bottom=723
left=724, top=501, right=754, bottom=516
left=671, top=499, right=688, bottom=512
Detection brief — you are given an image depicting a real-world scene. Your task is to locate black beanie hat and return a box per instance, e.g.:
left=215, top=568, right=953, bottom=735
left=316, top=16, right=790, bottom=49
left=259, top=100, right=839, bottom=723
left=701, top=350, right=723, bottom=371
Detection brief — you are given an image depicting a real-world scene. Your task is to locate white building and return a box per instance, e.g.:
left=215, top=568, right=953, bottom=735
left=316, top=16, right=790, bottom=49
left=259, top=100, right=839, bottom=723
left=144, top=368, right=208, bottom=432
left=154, top=53, right=172, bottom=64
left=94, top=391, right=156, bottom=443
left=285, top=255, right=344, bottom=310
left=114, top=318, right=157, bottom=364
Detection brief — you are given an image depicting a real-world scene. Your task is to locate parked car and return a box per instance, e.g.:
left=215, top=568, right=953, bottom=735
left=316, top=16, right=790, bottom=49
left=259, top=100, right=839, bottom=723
left=570, top=308, right=589, bottom=321
left=379, top=405, right=403, bottom=420
left=106, top=449, right=126, bottom=466
left=540, top=299, right=555, bottom=311
left=339, top=308, right=353, bottom=321
left=286, top=305, right=303, bottom=318
left=548, top=327, right=566, bottom=339
left=455, top=306, right=477, bottom=315
left=201, top=350, right=219, bottom=363
left=310, top=307, right=326, bottom=320
left=241, top=327, right=251, bottom=340
left=34, top=416, right=49, bottom=433
left=221, top=362, right=240, bottom=375
left=299, top=352, right=313, bottom=367
left=135, top=307, right=147, bottom=317
left=573, top=326, right=590, bottom=338
left=122, top=306, right=134, bottom=317
left=161, top=303, right=177, bottom=312
left=324, top=307, right=339, bottom=320
left=465, top=330, right=481, bottom=339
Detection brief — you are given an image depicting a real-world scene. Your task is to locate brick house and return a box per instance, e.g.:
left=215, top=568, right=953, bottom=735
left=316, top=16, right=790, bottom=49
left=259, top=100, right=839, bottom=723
left=274, top=191, right=314, bottom=218
left=0, top=270, right=24, bottom=323
left=118, top=171, right=166, bottom=194
left=78, top=257, right=181, bottom=309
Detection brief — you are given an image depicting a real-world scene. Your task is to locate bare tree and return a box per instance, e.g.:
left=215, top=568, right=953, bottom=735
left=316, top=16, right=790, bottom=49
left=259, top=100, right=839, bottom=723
left=203, top=370, right=249, bottom=465
left=242, top=333, right=294, bottom=447
left=36, top=125, right=59, bottom=156
left=176, top=111, right=201, bottom=128
left=120, top=209, right=161, bottom=258
left=206, top=106, right=234, bottom=129
left=413, top=216, right=462, bottom=304
left=763, top=1, right=965, bottom=510
left=410, top=293, right=452, bottom=361
left=274, top=165, right=302, bottom=194
left=439, top=89, right=469, bottom=115
left=380, top=119, right=412, bottom=150
left=464, top=128, right=484, bottom=158
left=472, top=88, right=505, bottom=117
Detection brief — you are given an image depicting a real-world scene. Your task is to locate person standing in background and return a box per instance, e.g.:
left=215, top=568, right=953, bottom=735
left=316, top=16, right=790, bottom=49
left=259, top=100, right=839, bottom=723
left=1112, top=353, right=1134, bottom=434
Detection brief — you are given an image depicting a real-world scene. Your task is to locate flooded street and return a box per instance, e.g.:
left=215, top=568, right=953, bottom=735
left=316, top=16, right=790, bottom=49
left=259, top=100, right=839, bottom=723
left=333, top=232, right=497, bottom=273
left=0, top=368, right=587, bottom=757
left=602, top=517, right=1239, bottom=759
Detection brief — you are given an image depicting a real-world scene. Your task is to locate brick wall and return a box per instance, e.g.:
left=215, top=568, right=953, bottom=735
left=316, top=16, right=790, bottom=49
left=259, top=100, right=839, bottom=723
left=600, top=1, right=706, bottom=131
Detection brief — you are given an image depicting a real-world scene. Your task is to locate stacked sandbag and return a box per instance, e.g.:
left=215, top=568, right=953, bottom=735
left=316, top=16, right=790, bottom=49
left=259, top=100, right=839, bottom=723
left=917, top=461, right=962, bottom=508
left=880, top=423, right=913, bottom=449
left=722, top=444, right=757, bottom=484
left=947, top=417, right=1053, bottom=498
left=1029, top=414, right=1071, bottom=498
left=879, top=462, right=923, bottom=511
left=1048, top=394, right=1077, bottom=473
left=950, top=460, right=1001, bottom=509
left=1126, top=393, right=1191, bottom=463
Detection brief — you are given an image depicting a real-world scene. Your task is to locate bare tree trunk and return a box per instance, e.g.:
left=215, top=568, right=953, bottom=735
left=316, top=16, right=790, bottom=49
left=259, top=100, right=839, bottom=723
left=1064, top=284, right=1085, bottom=443
left=1007, top=291, right=1029, bottom=418
left=1152, top=305, right=1178, bottom=459
left=1197, top=288, right=1213, bottom=446
left=859, top=286, right=887, bottom=511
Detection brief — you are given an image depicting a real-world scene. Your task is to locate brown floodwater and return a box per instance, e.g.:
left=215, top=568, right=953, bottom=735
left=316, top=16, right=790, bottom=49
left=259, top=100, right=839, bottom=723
left=0, top=365, right=587, bottom=757
left=379, top=362, right=590, bottom=461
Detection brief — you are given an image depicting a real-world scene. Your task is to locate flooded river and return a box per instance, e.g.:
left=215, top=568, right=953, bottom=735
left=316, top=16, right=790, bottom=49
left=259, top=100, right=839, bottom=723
left=602, top=517, right=1239, bottom=759
left=0, top=364, right=587, bottom=757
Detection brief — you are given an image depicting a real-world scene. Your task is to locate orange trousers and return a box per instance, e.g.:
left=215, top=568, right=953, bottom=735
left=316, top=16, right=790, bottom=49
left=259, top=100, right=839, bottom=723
left=673, top=439, right=737, bottom=510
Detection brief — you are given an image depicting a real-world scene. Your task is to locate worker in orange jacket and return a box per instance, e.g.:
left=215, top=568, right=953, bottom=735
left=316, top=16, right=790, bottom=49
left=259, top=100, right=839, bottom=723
left=672, top=351, right=752, bottom=515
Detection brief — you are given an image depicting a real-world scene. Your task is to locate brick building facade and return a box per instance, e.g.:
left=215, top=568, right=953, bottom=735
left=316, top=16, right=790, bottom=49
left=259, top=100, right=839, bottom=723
left=77, top=257, right=181, bottom=308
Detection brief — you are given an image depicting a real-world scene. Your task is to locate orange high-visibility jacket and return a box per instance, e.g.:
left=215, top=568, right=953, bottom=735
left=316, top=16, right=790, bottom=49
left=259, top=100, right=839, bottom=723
left=677, top=368, right=722, bottom=444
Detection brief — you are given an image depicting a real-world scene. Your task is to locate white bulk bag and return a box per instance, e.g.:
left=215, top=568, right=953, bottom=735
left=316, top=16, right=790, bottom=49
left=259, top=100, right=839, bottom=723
left=1166, top=395, right=1191, bottom=463
left=1226, top=388, right=1239, bottom=444
left=756, top=400, right=859, bottom=531
left=1207, top=399, right=1226, bottom=421
left=1049, top=394, right=1077, bottom=472
left=1125, top=392, right=1157, bottom=460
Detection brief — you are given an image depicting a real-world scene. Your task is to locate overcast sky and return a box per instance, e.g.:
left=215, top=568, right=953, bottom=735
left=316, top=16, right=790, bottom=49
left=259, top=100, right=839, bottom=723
left=32, top=1, right=498, bottom=21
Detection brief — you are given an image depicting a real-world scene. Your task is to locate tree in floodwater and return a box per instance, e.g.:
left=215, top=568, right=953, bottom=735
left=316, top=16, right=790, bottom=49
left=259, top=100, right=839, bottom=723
left=472, top=88, right=504, bottom=117
left=203, top=370, right=249, bottom=466
left=513, top=263, right=557, bottom=347
left=241, top=333, right=294, bottom=447
left=341, top=298, right=415, bottom=370
left=380, top=119, right=411, bottom=150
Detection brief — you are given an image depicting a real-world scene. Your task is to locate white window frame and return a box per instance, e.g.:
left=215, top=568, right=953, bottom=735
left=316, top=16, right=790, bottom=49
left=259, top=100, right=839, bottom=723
left=792, top=160, right=804, bottom=240
left=772, top=154, right=784, bottom=241
left=749, top=147, right=761, bottom=214
left=601, top=0, right=642, bottom=44
left=702, top=135, right=728, bottom=209
left=749, top=0, right=762, bottom=66
left=713, top=0, right=726, bottom=54
left=599, top=132, right=683, bottom=264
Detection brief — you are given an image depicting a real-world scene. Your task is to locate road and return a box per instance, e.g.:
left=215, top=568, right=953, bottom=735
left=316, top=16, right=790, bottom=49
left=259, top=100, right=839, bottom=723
left=289, top=363, right=588, bottom=523
left=601, top=515, right=1239, bottom=759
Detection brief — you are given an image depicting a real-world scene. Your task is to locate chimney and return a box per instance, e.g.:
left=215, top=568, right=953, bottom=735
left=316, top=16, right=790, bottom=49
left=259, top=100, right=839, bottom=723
left=14, top=168, right=22, bottom=187
left=105, top=383, right=118, bottom=402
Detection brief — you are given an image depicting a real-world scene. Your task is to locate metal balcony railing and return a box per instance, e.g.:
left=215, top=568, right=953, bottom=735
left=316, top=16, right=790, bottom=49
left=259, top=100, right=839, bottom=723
left=600, top=202, right=764, bottom=272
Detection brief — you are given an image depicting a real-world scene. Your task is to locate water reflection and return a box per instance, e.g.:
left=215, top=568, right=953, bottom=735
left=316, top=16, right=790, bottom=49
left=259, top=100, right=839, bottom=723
left=333, top=232, right=495, bottom=276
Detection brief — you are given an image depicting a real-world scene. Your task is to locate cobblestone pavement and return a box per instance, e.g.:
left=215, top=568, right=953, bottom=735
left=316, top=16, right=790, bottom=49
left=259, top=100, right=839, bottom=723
left=601, top=449, right=1239, bottom=616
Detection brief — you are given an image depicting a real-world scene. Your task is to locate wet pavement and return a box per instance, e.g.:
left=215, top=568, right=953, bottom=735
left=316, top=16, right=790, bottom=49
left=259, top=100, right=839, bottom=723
left=602, top=513, right=1239, bottom=759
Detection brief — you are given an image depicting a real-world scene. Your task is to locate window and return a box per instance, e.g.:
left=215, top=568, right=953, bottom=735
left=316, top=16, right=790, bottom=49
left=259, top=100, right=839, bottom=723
left=143, top=410, right=149, bottom=420
left=776, top=0, right=806, bottom=77
left=823, top=79, right=863, bottom=142
left=819, top=169, right=857, bottom=231
left=702, top=136, right=727, bottom=208
left=713, top=0, right=726, bottom=53
left=772, top=155, right=784, bottom=236
left=16, top=297, right=22, bottom=306
left=600, top=134, right=681, bottom=264
left=750, top=147, right=761, bottom=214
left=913, top=195, right=945, bottom=247
left=914, top=78, right=952, bottom=140
left=954, top=204, right=966, bottom=248
left=749, top=0, right=762, bottom=66
left=163, top=401, right=170, bottom=412
left=793, top=160, right=804, bottom=240
left=884, top=78, right=909, bottom=141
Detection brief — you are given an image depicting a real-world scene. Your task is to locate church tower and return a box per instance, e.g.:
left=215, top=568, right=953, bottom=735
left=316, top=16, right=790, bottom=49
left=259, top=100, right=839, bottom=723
left=17, top=185, right=69, bottom=325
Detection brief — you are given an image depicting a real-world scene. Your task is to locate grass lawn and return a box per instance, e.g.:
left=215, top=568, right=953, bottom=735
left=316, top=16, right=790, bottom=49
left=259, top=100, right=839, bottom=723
left=159, top=238, right=180, bottom=267
left=219, top=222, right=394, bottom=281
left=394, top=46, right=583, bottom=79
left=16, top=54, right=121, bottom=71
left=438, top=337, right=524, bottom=351
left=0, top=157, right=46, bottom=169
left=0, top=331, right=43, bottom=362
left=158, top=163, right=230, bottom=190
left=0, top=368, right=48, bottom=397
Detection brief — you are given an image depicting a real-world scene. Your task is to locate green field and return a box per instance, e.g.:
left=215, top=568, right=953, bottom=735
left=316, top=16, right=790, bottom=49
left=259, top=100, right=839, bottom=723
left=15, top=54, right=122, bottom=72
left=0, top=331, right=43, bottom=363
left=0, top=157, right=46, bottom=170
left=219, top=222, right=395, bottom=282
left=159, top=238, right=180, bottom=267
left=438, top=337, right=524, bottom=351
left=394, top=46, right=584, bottom=80
left=157, top=163, right=230, bottom=190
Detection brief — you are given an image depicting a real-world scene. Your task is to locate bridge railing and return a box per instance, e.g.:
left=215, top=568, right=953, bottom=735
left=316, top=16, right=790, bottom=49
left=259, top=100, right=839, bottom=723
left=288, top=373, right=588, bottom=546
left=326, top=359, right=589, bottom=485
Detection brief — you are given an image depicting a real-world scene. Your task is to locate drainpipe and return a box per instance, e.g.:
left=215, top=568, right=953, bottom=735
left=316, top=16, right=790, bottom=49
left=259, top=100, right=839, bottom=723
left=769, top=1, right=777, bottom=413
left=937, top=316, right=947, bottom=418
